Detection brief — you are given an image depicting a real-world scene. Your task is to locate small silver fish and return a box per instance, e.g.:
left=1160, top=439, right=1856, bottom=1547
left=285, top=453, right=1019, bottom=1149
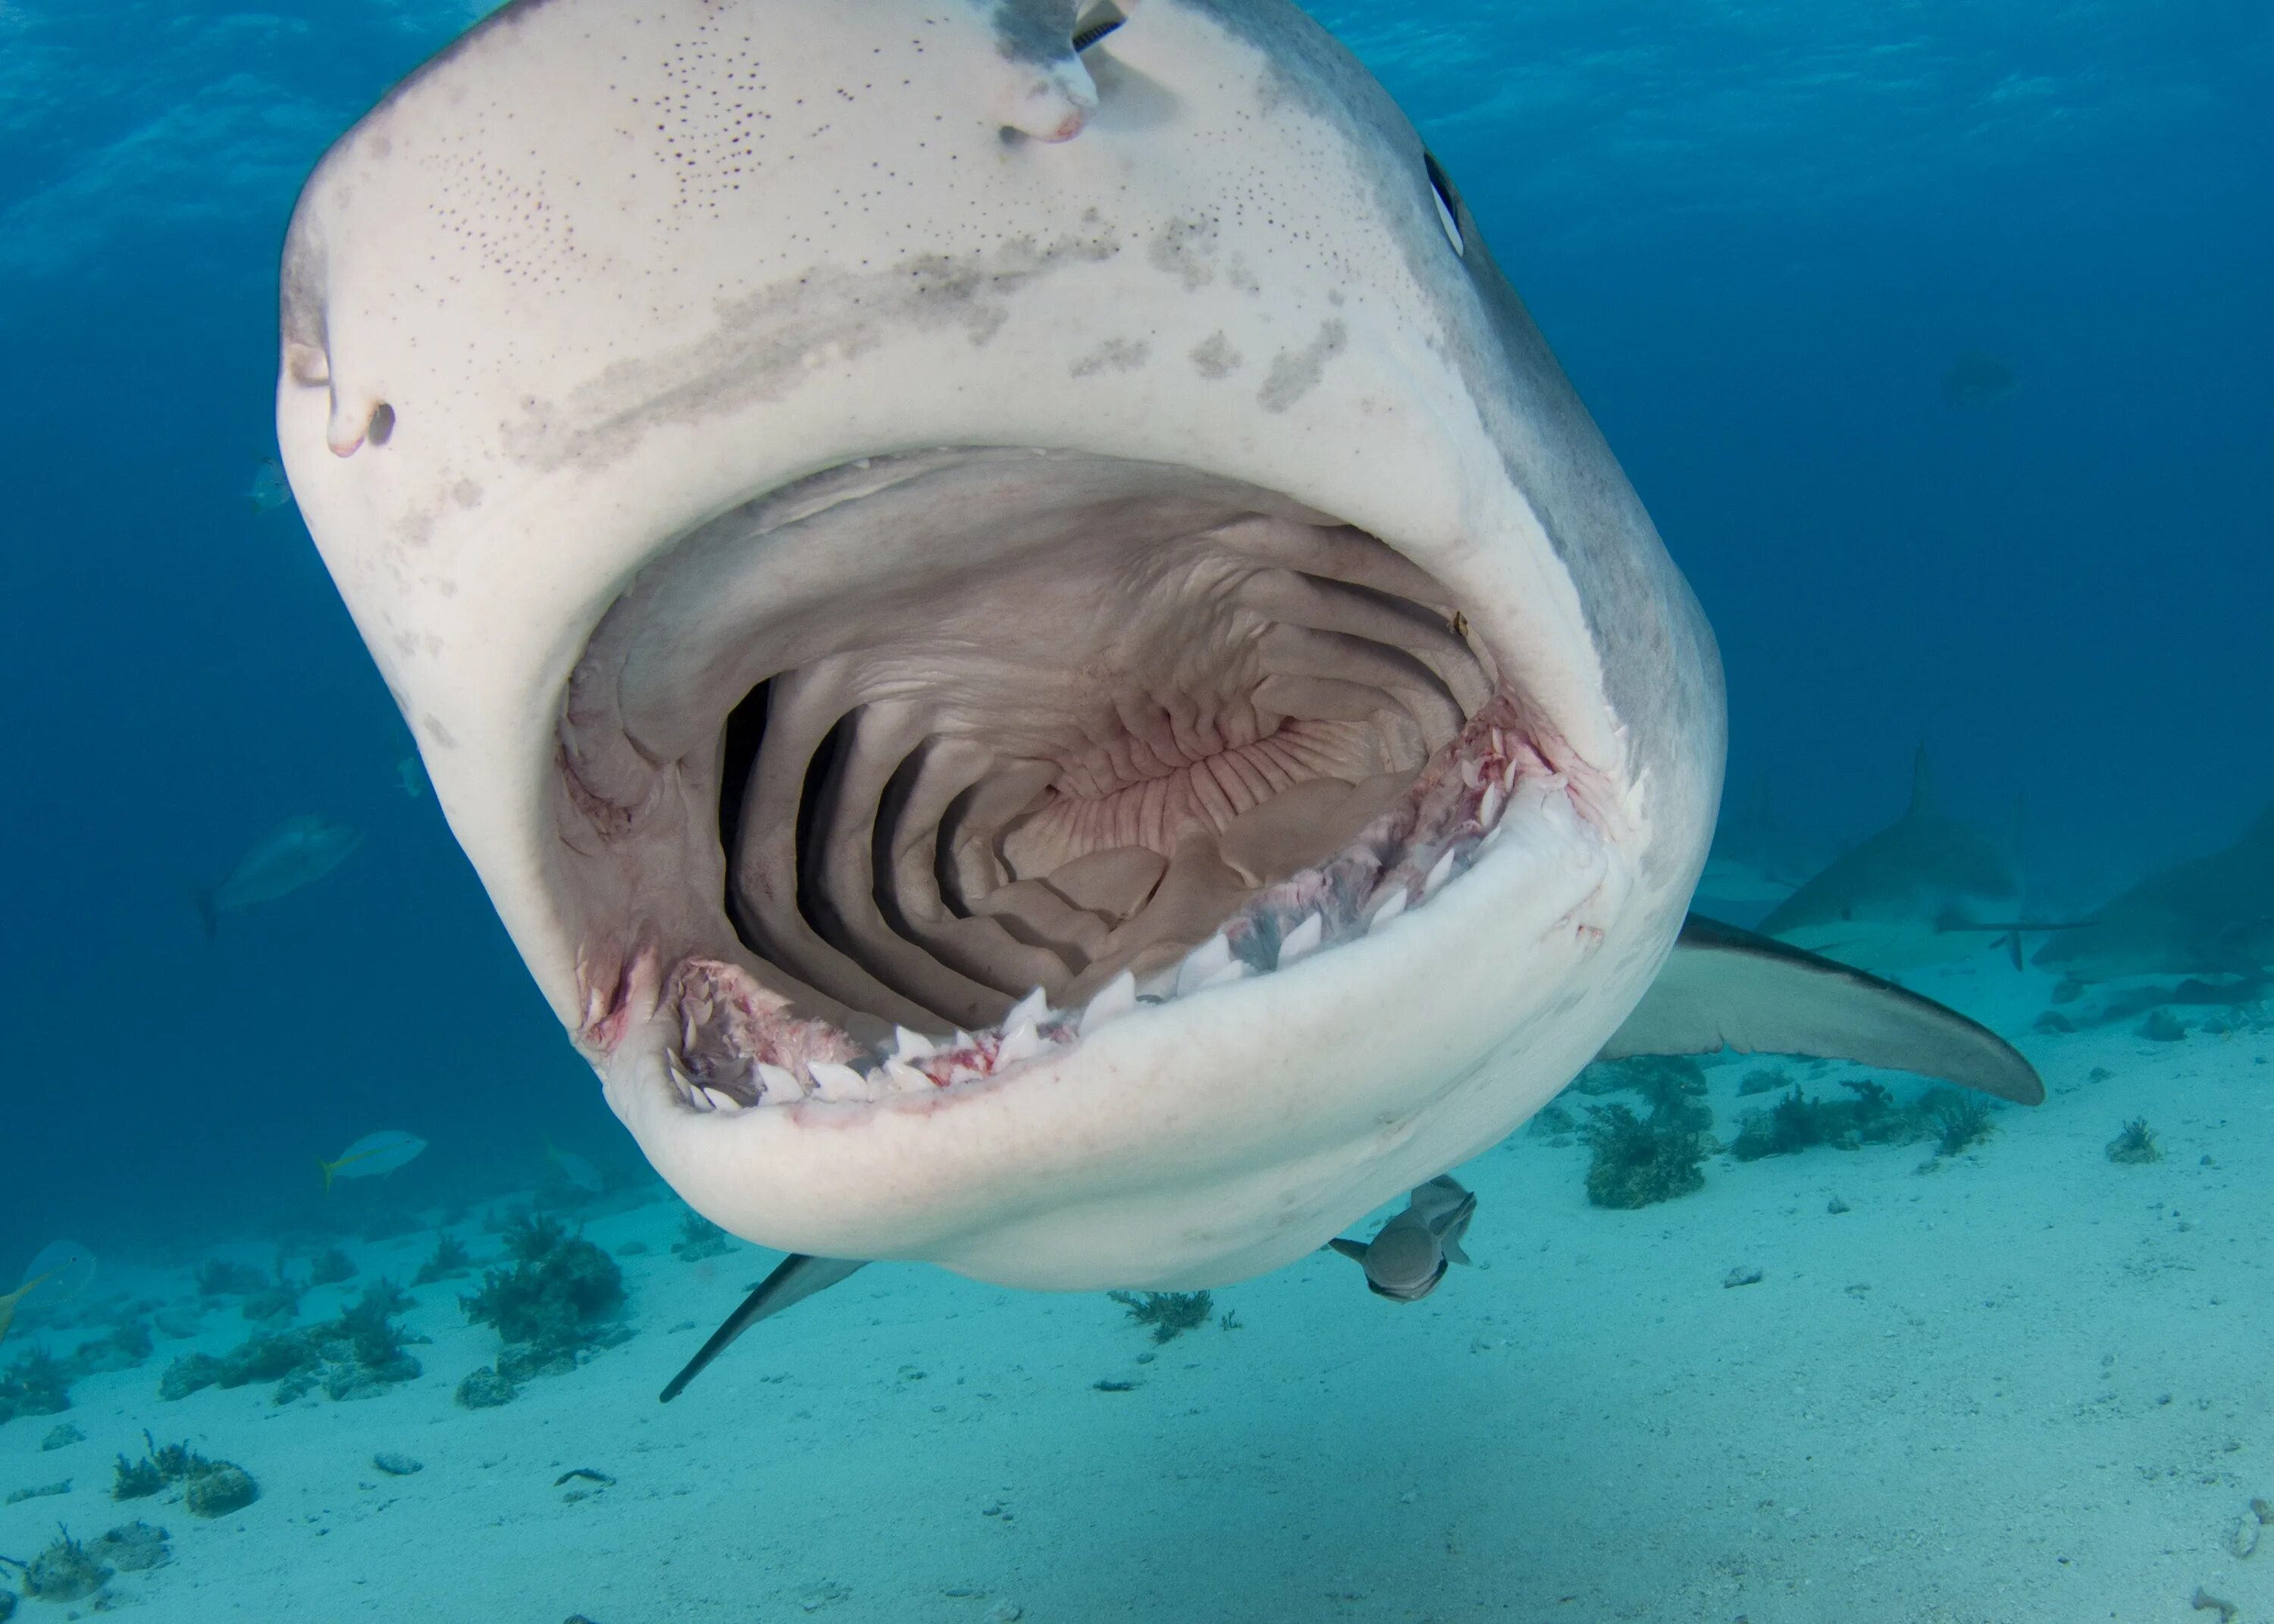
left=248, top=458, right=294, bottom=514
left=1326, top=1175, right=1477, bottom=1303
left=197, top=815, right=362, bottom=935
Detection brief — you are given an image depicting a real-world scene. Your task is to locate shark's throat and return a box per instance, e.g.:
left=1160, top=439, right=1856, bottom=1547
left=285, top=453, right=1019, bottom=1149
left=560, top=449, right=1594, bottom=1110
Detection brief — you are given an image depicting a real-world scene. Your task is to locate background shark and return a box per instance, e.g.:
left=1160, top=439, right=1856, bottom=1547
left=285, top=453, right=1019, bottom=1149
left=1758, top=748, right=2036, bottom=975
left=1696, top=777, right=1837, bottom=912
left=2035, top=803, right=2274, bottom=982
left=276, top=0, right=2035, bottom=1308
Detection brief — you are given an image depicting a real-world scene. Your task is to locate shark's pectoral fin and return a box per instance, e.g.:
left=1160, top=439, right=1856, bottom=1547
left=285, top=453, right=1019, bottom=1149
left=1441, top=1237, right=1472, bottom=1267
left=1602, top=913, right=2044, bottom=1104
left=1326, top=1237, right=1369, bottom=1265
left=659, top=1253, right=869, bottom=1403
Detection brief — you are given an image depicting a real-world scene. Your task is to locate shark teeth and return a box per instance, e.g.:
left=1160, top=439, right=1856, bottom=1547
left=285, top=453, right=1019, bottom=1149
left=1174, top=932, right=1233, bottom=997
left=1277, top=912, right=1324, bottom=967
left=1079, top=970, right=1138, bottom=1036
left=664, top=694, right=1583, bottom=1116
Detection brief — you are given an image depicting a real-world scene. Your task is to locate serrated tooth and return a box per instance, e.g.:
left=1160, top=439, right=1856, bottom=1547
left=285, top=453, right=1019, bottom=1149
left=1277, top=913, right=1324, bottom=967
left=1424, top=846, right=1459, bottom=900
left=1369, top=887, right=1409, bottom=932
left=1006, top=987, right=1050, bottom=1031
left=1490, top=726, right=1507, bottom=757
left=997, top=1020, right=1042, bottom=1066
left=1460, top=757, right=1486, bottom=790
left=883, top=1059, right=932, bottom=1094
left=891, top=1026, right=938, bottom=1062
left=1198, top=959, right=1251, bottom=992
left=756, top=1062, right=804, bottom=1103
left=1501, top=758, right=1520, bottom=793
left=699, top=1087, right=742, bottom=1114
left=681, top=1079, right=715, bottom=1112
left=1477, top=781, right=1503, bottom=830
left=1174, top=932, right=1233, bottom=997
left=807, top=1061, right=869, bottom=1102
left=1079, top=970, right=1138, bottom=1036
left=953, top=1031, right=977, bottom=1053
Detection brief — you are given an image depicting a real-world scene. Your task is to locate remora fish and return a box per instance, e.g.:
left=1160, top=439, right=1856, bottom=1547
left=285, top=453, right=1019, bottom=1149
left=1327, top=1175, right=1477, bottom=1302
left=277, top=0, right=2039, bottom=1372
left=197, top=815, right=361, bottom=935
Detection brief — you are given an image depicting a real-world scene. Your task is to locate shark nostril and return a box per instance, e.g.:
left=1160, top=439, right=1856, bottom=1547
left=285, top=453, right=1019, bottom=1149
left=366, top=402, right=396, bottom=445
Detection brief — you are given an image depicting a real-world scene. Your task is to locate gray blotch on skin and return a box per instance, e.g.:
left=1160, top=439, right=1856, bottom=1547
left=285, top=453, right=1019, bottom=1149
left=1070, top=337, right=1150, bottom=378
left=1257, top=318, right=1347, bottom=412
left=1189, top=332, right=1242, bottom=379
left=423, top=713, right=456, bottom=749
left=1149, top=217, right=1219, bottom=289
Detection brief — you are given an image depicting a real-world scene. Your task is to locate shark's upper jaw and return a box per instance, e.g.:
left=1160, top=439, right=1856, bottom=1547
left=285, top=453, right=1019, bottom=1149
left=563, top=445, right=1635, bottom=1284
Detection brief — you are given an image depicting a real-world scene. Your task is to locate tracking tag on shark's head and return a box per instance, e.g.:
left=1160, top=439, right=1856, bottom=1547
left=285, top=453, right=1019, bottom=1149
left=277, top=0, right=1738, bottom=1294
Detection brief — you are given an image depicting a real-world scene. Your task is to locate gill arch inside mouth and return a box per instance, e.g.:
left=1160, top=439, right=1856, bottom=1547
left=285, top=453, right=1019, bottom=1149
left=560, top=449, right=1591, bottom=1111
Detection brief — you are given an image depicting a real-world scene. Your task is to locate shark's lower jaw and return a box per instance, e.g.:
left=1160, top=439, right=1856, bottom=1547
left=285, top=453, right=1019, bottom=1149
left=562, top=449, right=1625, bottom=1284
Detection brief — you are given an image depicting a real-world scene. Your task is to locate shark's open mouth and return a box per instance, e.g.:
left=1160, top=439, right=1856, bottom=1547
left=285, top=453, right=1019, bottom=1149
left=560, top=449, right=1605, bottom=1113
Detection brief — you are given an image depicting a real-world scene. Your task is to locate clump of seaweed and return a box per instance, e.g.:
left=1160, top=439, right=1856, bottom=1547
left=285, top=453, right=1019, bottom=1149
left=305, top=1247, right=357, bottom=1288
left=1930, top=1091, right=1997, bottom=1156
left=1729, top=1080, right=1923, bottom=1161
left=105, top=1435, right=255, bottom=1517
left=2106, top=1117, right=2162, bottom=1165
left=1577, top=1100, right=1710, bottom=1209
left=671, top=1209, right=733, bottom=1263
left=240, top=1275, right=302, bottom=1325
left=1107, top=1291, right=1214, bottom=1344
left=454, top=1366, right=518, bottom=1410
left=323, top=1280, right=421, bottom=1399
left=413, top=1234, right=473, bottom=1285
left=0, top=1348, right=74, bottom=1425
left=1573, top=1055, right=1708, bottom=1110
left=194, top=1259, right=267, bottom=1299
left=1736, top=1065, right=1790, bottom=1097
left=155, top=1283, right=423, bottom=1405
left=14, top=1527, right=111, bottom=1602
left=89, top=1522, right=168, bottom=1574
left=461, top=1216, right=628, bottom=1381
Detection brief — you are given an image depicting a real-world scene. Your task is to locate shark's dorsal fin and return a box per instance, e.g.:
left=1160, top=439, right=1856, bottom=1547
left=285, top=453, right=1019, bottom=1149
left=1602, top=913, right=2043, bottom=1103
left=1906, top=744, right=1935, bottom=818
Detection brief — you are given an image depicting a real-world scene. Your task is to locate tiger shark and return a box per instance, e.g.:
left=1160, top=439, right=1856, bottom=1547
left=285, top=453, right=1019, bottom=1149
left=276, top=0, right=2038, bottom=1350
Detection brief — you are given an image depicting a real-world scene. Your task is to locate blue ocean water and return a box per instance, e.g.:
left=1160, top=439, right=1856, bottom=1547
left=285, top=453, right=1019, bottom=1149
left=2, top=2, right=2269, bottom=1618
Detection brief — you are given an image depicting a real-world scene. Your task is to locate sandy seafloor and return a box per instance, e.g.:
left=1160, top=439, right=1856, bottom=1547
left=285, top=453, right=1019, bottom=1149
left=5, top=961, right=2270, bottom=1623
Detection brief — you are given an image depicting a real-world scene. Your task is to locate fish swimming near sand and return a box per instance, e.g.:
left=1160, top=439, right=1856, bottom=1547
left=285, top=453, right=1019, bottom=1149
left=1758, top=749, right=2052, bottom=975
left=280, top=0, right=2041, bottom=1381
left=249, top=457, right=295, bottom=513
left=196, top=815, right=361, bottom=935
left=0, top=1272, right=53, bottom=1345
left=543, top=1140, right=606, bottom=1194
left=320, top=1130, right=427, bottom=1192
left=1327, top=1175, right=1477, bottom=1302
left=2034, top=803, right=2274, bottom=982
left=1942, top=349, right=2017, bottom=407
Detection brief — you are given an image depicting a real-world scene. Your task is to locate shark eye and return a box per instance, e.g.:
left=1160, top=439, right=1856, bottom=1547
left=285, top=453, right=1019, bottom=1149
left=1073, top=2, right=1126, bottom=52
left=1423, top=152, right=1464, bottom=258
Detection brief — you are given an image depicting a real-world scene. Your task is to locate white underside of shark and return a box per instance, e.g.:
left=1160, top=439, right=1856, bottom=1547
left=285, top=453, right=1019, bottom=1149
left=277, top=0, right=2038, bottom=1310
